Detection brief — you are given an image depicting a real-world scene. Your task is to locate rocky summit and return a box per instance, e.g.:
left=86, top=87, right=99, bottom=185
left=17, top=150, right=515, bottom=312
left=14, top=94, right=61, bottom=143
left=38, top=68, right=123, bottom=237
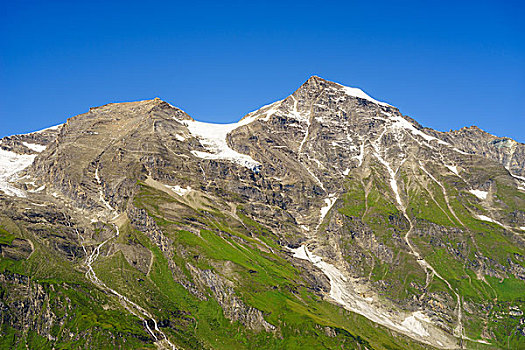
left=1, top=76, right=524, bottom=349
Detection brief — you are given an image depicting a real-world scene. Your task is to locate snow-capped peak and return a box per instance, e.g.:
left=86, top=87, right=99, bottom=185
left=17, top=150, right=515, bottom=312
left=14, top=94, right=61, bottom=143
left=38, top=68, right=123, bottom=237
left=309, top=75, right=391, bottom=107
left=339, top=84, right=391, bottom=107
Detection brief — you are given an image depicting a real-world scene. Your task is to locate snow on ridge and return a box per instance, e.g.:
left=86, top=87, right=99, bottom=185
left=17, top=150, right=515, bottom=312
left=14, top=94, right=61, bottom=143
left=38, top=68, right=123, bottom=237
left=22, top=142, right=47, bottom=153
left=328, top=81, right=391, bottom=107
left=20, top=124, right=63, bottom=135
left=253, top=100, right=283, bottom=122
left=342, top=86, right=391, bottom=107
left=383, top=112, right=448, bottom=146
left=0, top=148, right=37, bottom=197
left=469, top=189, right=488, bottom=200
left=236, top=99, right=283, bottom=124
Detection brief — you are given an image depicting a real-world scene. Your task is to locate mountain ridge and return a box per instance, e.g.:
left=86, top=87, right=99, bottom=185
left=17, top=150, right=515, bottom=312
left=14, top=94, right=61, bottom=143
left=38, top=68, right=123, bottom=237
left=0, top=76, right=524, bottom=349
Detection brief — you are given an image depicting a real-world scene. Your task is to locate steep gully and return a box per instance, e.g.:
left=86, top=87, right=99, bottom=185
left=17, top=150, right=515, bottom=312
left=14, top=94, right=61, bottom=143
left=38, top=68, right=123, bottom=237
left=66, top=166, right=177, bottom=350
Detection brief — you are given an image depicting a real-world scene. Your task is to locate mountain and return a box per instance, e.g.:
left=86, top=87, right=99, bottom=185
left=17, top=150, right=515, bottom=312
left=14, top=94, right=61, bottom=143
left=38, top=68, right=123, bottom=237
left=1, top=76, right=524, bottom=349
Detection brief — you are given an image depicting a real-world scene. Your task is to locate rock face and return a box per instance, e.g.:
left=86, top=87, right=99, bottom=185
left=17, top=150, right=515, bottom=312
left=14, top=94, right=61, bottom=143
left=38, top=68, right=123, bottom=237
left=427, top=126, right=525, bottom=178
left=0, top=76, right=524, bottom=349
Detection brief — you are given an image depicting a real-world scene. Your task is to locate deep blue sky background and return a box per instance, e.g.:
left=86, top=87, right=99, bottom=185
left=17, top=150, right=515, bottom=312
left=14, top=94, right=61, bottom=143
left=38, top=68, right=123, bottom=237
left=1, top=0, right=524, bottom=141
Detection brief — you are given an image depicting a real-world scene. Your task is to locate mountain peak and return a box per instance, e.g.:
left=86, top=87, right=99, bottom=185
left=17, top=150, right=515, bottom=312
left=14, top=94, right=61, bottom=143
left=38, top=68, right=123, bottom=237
left=1, top=76, right=524, bottom=350
left=298, top=75, right=391, bottom=107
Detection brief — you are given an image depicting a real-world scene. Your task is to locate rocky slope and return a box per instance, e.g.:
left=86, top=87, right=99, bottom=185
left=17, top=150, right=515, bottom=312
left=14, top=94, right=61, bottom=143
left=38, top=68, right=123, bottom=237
left=0, top=76, right=524, bottom=349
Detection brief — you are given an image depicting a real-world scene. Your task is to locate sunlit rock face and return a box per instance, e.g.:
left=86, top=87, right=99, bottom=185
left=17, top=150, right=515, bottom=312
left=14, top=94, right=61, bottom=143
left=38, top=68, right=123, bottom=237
left=0, top=76, right=523, bottom=349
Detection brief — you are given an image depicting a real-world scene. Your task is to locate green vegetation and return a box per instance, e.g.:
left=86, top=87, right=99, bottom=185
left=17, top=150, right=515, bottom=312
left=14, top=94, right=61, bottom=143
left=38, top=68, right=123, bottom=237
left=2, top=162, right=524, bottom=349
left=125, top=182, right=429, bottom=349
left=0, top=216, right=153, bottom=349
left=0, top=226, right=16, bottom=245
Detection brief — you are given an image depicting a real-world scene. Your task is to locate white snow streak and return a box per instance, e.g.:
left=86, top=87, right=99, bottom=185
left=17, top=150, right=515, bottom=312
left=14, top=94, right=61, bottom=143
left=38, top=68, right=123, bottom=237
left=28, top=185, right=46, bottom=193
left=477, top=215, right=504, bottom=226
left=351, top=141, right=365, bottom=167
left=319, top=194, right=337, bottom=226
left=511, top=173, right=525, bottom=181
left=445, top=164, right=459, bottom=175
left=94, top=168, right=114, bottom=211
left=372, top=148, right=402, bottom=207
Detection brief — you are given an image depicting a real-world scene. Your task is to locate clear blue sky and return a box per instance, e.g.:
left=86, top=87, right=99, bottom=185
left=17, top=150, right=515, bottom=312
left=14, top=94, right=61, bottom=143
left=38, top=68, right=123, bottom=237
left=1, top=0, right=524, bottom=141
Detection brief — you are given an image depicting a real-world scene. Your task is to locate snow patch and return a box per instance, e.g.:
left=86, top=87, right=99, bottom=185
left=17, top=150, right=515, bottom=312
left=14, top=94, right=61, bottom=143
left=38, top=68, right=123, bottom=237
left=174, top=134, right=186, bottom=142
left=469, top=189, right=488, bottom=200
left=353, top=142, right=365, bottom=167
left=343, top=168, right=350, bottom=176
left=0, top=149, right=36, bottom=197
left=167, top=185, right=191, bottom=196
left=22, top=142, right=47, bottom=153
left=183, top=119, right=261, bottom=171
left=37, top=124, right=61, bottom=132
